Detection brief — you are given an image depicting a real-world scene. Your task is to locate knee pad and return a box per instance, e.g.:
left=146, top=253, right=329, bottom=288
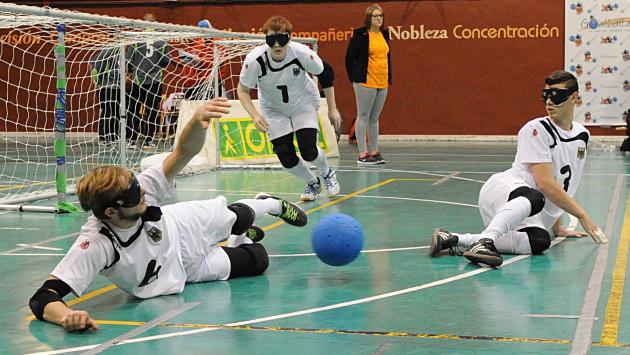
left=508, top=186, right=545, bottom=216
left=272, top=135, right=299, bottom=168
left=519, top=226, right=551, bottom=254
left=227, top=203, right=255, bottom=235
left=241, top=243, right=269, bottom=275
left=222, top=243, right=269, bottom=278
left=296, top=128, right=319, bottom=162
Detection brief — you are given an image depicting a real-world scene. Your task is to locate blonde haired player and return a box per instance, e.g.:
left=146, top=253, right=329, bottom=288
left=28, top=98, right=308, bottom=332
left=237, top=15, right=340, bottom=201
left=430, top=71, right=606, bottom=268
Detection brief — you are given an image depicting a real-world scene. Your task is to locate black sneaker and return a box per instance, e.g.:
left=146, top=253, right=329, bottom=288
left=429, top=228, right=462, bottom=257
left=255, top=193, right=307, bottom=227
left=463, top=238, right=503, bottom=267
left=247, top=225, right=265, bottom=243
left=371, top=152, right=386, bottom=164
left=357, top=154, right=379, bottom=165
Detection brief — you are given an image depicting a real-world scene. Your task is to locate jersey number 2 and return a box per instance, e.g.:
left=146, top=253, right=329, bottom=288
left=560, top=165, right=572, bottom=192
left=276, top=85, right=289, bottom=103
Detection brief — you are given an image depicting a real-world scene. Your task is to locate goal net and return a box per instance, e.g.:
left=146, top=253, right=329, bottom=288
left=0, top=3, right=330, bottom=212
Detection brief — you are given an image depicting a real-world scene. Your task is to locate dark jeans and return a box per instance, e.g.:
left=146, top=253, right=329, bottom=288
left=98, top=87, right=121, bottom=142
left=127, top=82, right=163, bottom=144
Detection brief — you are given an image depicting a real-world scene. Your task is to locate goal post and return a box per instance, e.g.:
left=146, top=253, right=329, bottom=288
left=0, top=2, right=312, bottom=212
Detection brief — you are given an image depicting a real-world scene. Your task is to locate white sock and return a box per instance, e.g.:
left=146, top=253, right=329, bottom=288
left=235, top=198, right=282, bottom=217
left=309, top=147, right=330, bottom=176
left=455, top=233, right=478, bottom=249
left=481, top=196, right=531, bottom=241
left=227, top=234, right=253, bottom=247
left=287, top=159, right=318, bottom=184
left=492, top=230, right=532, bottom=254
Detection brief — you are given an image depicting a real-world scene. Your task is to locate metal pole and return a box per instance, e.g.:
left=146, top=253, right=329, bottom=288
left=118, top=35, right=127, bottom=168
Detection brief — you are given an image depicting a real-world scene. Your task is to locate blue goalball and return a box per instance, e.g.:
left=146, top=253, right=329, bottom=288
left=311, top=213, right=364, bottom=266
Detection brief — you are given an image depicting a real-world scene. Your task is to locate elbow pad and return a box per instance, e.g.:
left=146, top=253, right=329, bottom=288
left=29, top=279, right=71, bottom=321
left=317, top=61, right=335, bottom=89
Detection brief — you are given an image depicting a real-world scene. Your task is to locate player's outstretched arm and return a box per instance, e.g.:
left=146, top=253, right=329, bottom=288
left=531, top=163, right=601, bottom=242
left=162, top=97, right=231, bottom=181
left=237, top=83, right=269, bottom=132
left=29, top=276, right=99, bottom=332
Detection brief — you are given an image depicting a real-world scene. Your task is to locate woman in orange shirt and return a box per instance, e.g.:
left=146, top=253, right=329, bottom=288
left=345, top=3, right=391, bottom=164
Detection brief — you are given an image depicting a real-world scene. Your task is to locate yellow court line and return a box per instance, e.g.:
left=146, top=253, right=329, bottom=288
left=25, top=284, right=120, bottom=321
left=69, top=320, right=630, bottom=347
left=261, top=178, right=397, bottom=231
left=600, top=192, right=630, bottom=346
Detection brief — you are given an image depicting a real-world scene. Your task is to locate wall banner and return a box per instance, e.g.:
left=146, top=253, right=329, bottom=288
left=566, top=0, right=630, bottom=126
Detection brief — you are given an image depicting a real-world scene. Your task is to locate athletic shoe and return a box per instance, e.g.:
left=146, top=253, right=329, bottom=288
left=429, top=228, right=462, bottom=257
left=371, top=152, right=386, bottom=164
left=246, top=225, right=265, bottom=243
left=255, top=193, right=307, bottom=227
left=463, top=238, right=503, bottom=267
left=357, top=154, right=379, bottom=165
left=322, top=168, right=340, bottom=198
left=300, top=178, right=322, bottom=202
left=127, top=141, right=137, bottom=149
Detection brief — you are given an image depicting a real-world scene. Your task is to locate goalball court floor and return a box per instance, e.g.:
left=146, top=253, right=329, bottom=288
left=1, top=140, right=630, bottom=354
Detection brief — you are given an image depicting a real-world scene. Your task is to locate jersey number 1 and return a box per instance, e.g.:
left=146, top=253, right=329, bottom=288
left=276, top=85, right=289, bottom=103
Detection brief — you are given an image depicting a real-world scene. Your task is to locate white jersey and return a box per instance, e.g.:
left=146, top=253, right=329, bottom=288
left=52, top=164, right=186, bottom=299
left=505, top=116, right=589, bottom=228
left=239, top=42, right=323, bottom=114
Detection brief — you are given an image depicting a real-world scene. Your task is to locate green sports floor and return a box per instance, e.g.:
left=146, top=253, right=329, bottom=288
left=2, top=141, right=630, bottom=354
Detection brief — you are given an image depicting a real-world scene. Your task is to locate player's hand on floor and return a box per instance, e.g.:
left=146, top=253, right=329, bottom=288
left=252, top=114, right=269, bottom=132
left=555, top=227, right=588, bottom=238
left=578, top=214, right=607, bottom=244
left=61, top=310, right=99, bottom=332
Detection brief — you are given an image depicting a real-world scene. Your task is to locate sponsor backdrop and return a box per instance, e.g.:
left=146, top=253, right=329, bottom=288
left=566, top=0, right=630, bottom=126
left=173, top=99, right=339, bottom=167
left=8, top=0, right=621, bottom=136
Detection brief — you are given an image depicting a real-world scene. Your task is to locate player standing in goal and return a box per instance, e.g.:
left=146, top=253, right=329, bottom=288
left=28, top=98, right=308, bottom=332
left=237, top=15, right=340, bottom=202
left=429, top=71, right=606, bottom=267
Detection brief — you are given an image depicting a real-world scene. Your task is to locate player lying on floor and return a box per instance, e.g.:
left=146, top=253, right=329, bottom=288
left=28, top=97, right=307, bottom=332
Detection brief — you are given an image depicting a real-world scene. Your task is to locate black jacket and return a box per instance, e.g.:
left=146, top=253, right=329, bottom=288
left=345, top=26, right=392, bottom=85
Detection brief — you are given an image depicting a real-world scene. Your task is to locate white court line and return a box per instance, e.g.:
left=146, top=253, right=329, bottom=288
left=80, top=302, right=202, bottom=355
left=177, top=186, right=480, bottom=209
left=432, top=171, right=460, bottom=186
left=1, top=227, right=40, bottom=231
left=570, top=175, right=624, bottom=354
left=0, top=231, right=79, bottom=255
left=3, top=253, right=65, bottom=256
left=27, top=236, right=570, bottom=355
left=16, top=244, right=62, bottom=251
left=1, top=246, right=429, bottom=258
left=270, top=245, right=429, bottom=258
left=357, top=195, right=478, bottom=208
